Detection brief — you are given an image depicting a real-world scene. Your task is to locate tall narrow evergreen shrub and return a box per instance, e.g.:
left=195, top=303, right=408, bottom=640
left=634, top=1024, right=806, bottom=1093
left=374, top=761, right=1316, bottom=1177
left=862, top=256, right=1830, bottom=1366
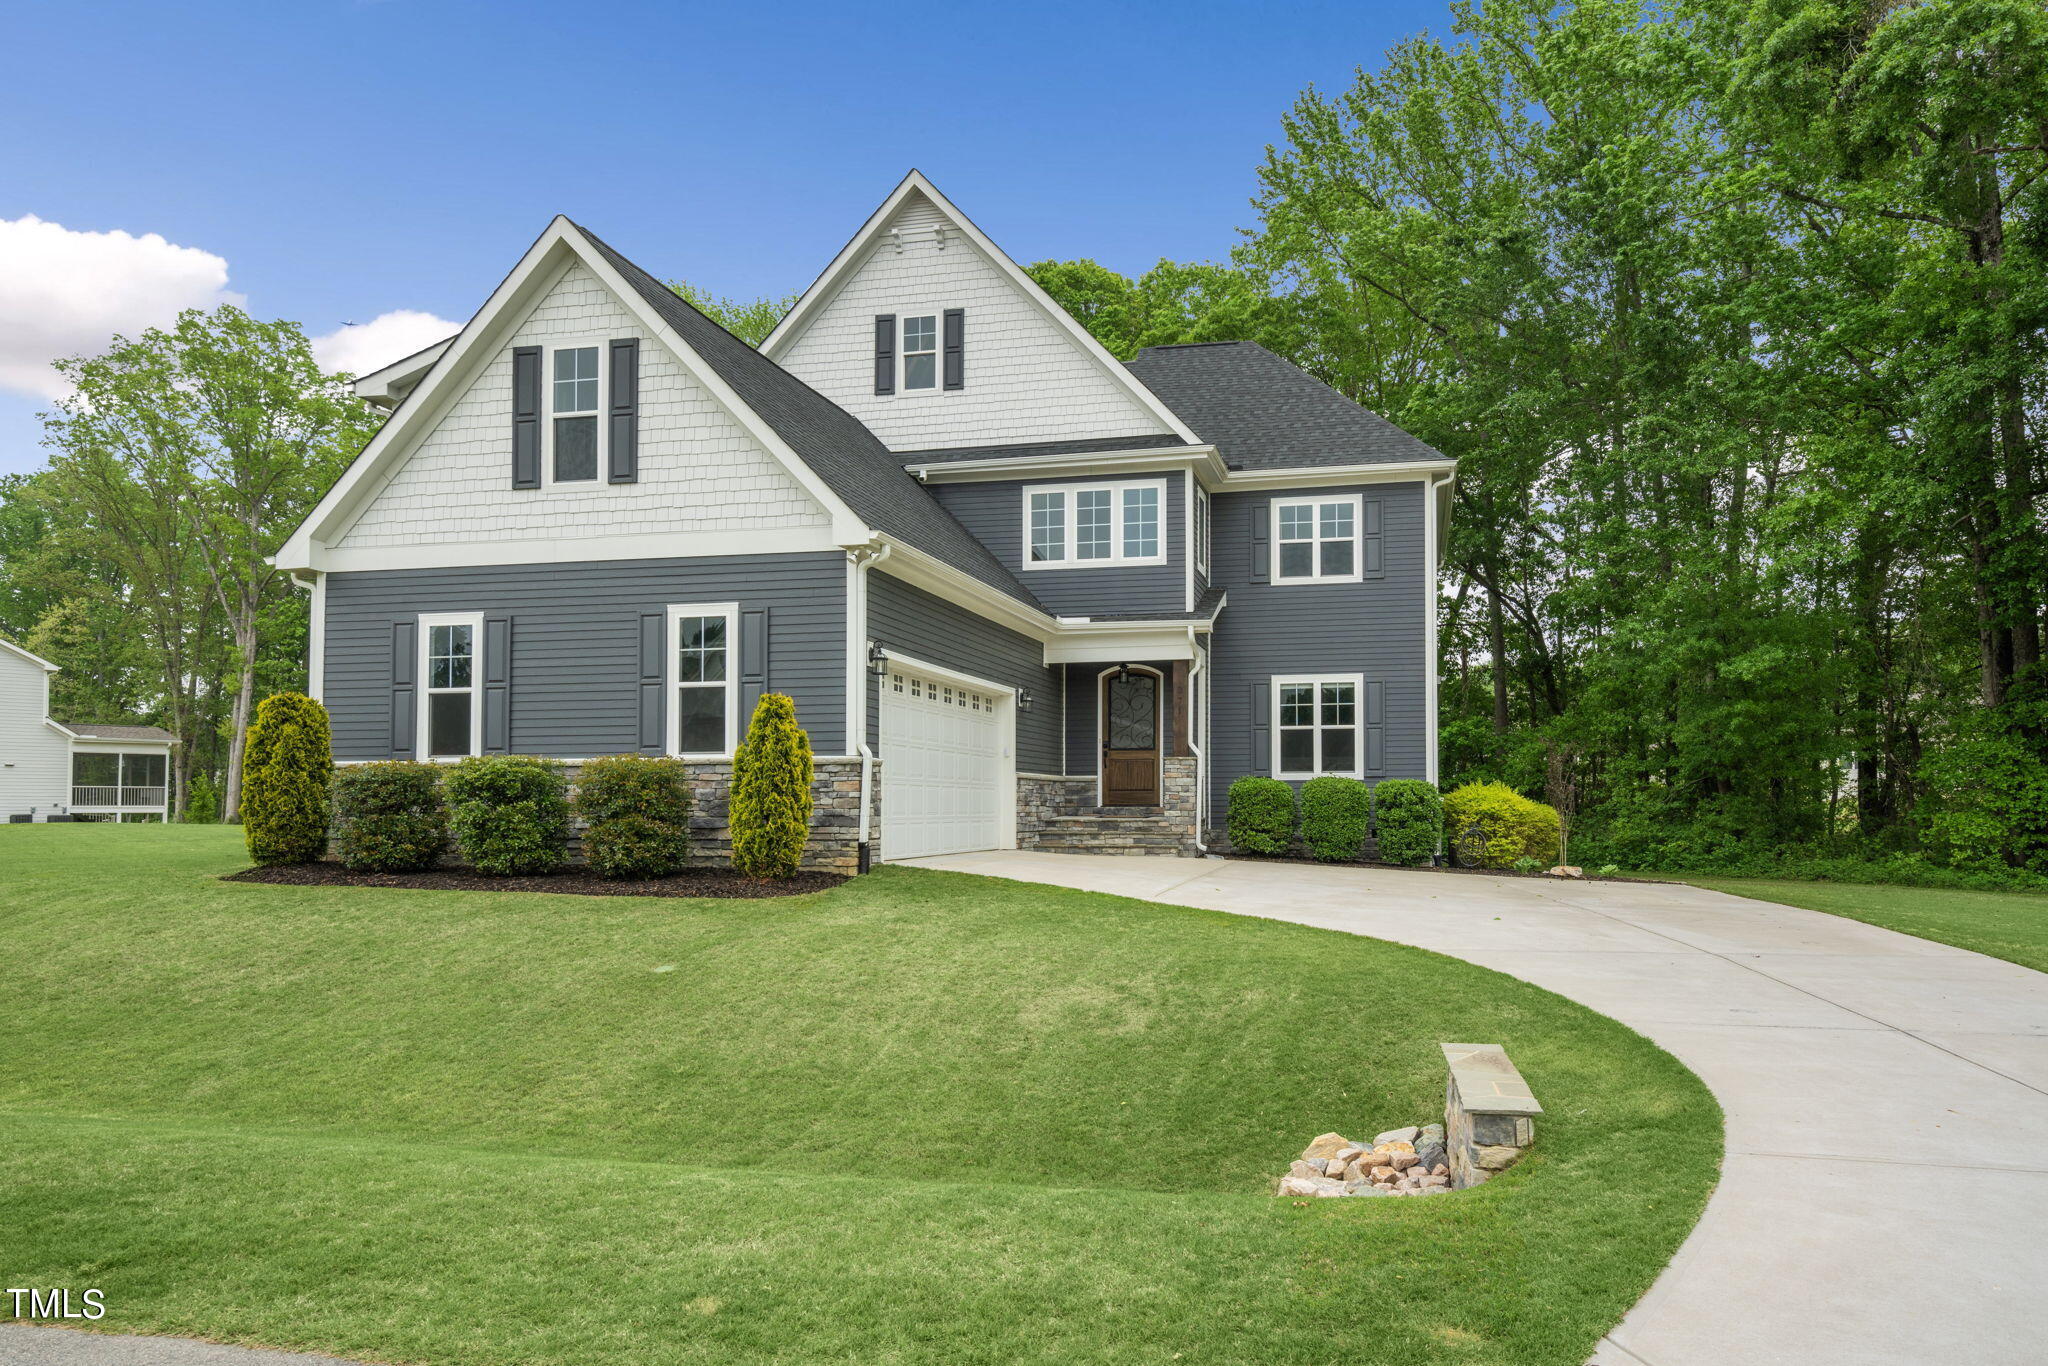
left=731, top=694, right=813, bottom=878
left=241, top=692, right=333, bottom=865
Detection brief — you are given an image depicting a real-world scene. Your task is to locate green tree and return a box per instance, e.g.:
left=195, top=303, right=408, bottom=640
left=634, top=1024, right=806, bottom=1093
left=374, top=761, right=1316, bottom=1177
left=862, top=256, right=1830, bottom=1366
left=241, top=692, right=332, bottom=864
left=665, top=280, right=799, bottom=346
left=731, top=694, right=813, bottom=878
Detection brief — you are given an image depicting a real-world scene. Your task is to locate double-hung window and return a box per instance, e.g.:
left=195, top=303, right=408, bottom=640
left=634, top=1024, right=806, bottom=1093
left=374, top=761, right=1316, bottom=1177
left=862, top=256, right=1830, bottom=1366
left=900, top=314, right=939, bottom=391
left=1273, top=674, right=1362, bottom=778
left=1194, top=485, right=1210, bottom=576
left=668, top=603, right=738, bottom=757
left=1023, top=479, right=1168, bottom=569
left=1272, top=494, right=1363, bottom=583
left=419, top=613, right=483, bottom=758
left=550, top=344, right=602, bottom=482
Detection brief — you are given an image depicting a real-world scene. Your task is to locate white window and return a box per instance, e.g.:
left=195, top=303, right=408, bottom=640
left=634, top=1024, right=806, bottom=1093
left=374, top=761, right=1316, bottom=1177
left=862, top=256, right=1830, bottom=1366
left=1194, top=485, right=1210, bottom=575
left=549, top=343, right=602, bottom=483
left=419, top=613, right=484, bottom=759
left=1273, top=674, right=1363, bottom=778
left=667, top=602, right=739, bottom=757
left=1021, top=479, right=1169, bottom=570
left=1272, top=494, right=1363, bottom=583
left=901, top=314, right=938, bottom=391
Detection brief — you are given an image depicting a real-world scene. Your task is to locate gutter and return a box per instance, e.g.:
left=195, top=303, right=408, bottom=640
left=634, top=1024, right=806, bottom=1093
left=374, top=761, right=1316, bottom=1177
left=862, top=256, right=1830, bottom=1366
left=848, top=540, right=892, bottom=869
left=1187, top=625, right=1208, bottom=855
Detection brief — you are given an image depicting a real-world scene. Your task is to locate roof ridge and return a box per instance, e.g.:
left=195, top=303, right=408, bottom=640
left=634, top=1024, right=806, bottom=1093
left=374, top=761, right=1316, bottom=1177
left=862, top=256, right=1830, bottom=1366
left=1133, top=340, right=1251, bottom=352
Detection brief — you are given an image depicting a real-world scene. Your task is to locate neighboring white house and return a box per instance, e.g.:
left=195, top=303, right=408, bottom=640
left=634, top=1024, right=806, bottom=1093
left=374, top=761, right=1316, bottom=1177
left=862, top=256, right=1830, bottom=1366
left=1, top=639, right=177, bottom=822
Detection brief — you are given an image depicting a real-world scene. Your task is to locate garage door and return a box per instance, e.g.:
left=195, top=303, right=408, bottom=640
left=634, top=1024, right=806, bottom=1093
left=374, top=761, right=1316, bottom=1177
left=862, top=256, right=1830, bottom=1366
left=880, top=667, right=1005, bottom=860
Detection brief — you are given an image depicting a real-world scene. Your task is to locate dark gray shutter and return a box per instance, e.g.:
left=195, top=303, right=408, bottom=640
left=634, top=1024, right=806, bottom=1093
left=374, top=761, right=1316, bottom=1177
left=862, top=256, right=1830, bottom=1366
left=1363, top=680, right=1386, bottom=775
left=482, top=615, right=512, bottom=754
left=390, top=621, right=417, bottom=758
left=512, top=346, right=542, bottom=489
left=1248, top=498, right=1270, bottom=584
left=873, top=315, right=896, bottom=395
left=942, top=308, right=965, bottom=390
left=637, top=612, right=666, bottom=755
left=1249, top=680, right=1271, bottom=774
left=739, top=608, right=769, bottom=728
left=1362, top=498, right=1384, bottom=577
left=607, top=338, right=638, bottom=484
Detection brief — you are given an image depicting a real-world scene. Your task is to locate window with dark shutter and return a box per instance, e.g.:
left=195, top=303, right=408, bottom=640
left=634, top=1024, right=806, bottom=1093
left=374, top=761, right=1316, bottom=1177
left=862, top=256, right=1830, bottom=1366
left=607, top=338, right=638, bottom=483
left=873, top=315, right=896, bottom=395
left=511, top=346, right=542, bottom=488
left=942, top=308, right=964, bottom=390
left=390, top=621, right=417, bottom=758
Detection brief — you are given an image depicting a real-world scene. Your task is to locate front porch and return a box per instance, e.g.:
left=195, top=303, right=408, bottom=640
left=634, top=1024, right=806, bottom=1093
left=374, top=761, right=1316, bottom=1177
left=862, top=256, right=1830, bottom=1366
left=1015, top=656, right=1206, bottom=857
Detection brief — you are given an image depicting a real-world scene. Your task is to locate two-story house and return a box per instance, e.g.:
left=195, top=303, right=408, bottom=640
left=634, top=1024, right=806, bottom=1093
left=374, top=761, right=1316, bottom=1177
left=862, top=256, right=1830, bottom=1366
left=2, top=639, right=178, bottom=822
left=274, top=173, right=1454, bottom=868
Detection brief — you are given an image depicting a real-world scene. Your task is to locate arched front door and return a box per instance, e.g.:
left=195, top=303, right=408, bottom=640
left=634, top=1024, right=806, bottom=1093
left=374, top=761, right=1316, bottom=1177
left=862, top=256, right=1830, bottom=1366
left=1101, top=667, right=1161, bottom=806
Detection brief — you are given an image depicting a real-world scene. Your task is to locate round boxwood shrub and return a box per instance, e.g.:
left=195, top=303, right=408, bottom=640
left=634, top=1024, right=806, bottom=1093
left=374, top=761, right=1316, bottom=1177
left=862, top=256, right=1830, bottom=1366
left=330, top=761, right=446, bottom=872
left=1299, top=775, right=1370, bottom=862
left=1226, top=775, right=1295, bottom=855
left=242, top=692, right=332, bottom=865
left=1371, top=779, right=1443, bottom=867
left=445, top=755, right=569, bottom=876
left=731, top=694, right=813, bottom=879
left=1443, top=781, right=1562, bottom=868
left=576, top=755, right=692, bottom=879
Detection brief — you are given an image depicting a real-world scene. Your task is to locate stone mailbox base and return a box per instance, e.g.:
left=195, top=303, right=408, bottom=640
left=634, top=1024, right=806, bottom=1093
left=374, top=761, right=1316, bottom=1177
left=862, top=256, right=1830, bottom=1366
left=1442, top=1042, right=1543, bottom=1189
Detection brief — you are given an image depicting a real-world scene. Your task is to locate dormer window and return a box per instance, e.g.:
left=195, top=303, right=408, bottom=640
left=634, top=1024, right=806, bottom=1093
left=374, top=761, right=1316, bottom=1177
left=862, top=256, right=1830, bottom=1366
left=550, top=344, right=601, bottom=482
left=901, top=315, right=938, bottom=390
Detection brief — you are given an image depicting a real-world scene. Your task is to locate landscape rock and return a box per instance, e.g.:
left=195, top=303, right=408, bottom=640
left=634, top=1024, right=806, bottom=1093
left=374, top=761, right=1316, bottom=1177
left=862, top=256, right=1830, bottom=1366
left=1547, top=865, right=1585, bottom=878
left=1369, top=1165, right=1397, bottom=1183
left=1279, top=1175, right=1346, bottom=1197
left=1414, top=1140, right=1448, bottom=1172
left=1387, top=1151, right=1421, bottom=1171
left=1472, top=1143, right=1522, bottom=1170
left=1374, top=1127, right=1421, bottom=1146
left=1301, top=1132, right=1351, bottom=1161
left=1288, top=1160, right=1323, bottom=1179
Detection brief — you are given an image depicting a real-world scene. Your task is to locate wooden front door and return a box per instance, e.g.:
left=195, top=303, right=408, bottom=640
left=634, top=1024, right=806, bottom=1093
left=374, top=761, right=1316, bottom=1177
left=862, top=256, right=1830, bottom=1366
left=1101, top=669, right=1161, bottom=806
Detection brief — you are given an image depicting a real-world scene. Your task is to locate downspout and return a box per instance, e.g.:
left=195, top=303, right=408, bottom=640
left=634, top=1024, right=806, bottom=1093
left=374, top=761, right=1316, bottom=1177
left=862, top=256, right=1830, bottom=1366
left=848, top=541, right=892, bottom=870
left=1187, top=625, right=1208, bottom=854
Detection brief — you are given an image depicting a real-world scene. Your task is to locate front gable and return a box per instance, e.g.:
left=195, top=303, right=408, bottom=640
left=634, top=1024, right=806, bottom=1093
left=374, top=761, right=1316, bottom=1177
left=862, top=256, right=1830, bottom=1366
left=765, top=174, right=1195, bottom=454
left=333, top=259, right=831, bottom=559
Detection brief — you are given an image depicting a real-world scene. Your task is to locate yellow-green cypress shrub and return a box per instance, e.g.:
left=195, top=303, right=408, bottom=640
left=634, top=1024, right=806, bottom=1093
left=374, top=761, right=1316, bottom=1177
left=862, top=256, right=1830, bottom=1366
left=242, top=692, right=333, bottom=865
left=730, top=693, right=812, bottom=878
left=1443, top=781, right=1562, bottom=868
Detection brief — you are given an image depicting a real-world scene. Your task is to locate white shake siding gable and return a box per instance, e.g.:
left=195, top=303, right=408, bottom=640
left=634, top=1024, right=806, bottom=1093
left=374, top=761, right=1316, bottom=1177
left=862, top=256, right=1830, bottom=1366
left=0, top=648, right=69, bottom=816
left=776, top=191, right=1172, bottom=452
left=335, top=261, right=829, bottom=551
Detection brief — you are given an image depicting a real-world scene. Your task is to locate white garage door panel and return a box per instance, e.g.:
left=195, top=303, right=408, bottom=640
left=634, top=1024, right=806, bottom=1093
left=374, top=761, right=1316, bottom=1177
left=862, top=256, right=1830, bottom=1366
left=880, top=669, right=1005, bottom=860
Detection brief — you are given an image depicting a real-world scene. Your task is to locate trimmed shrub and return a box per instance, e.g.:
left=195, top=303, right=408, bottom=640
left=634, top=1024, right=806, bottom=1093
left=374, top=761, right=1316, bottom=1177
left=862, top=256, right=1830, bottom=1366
left=1299, top=775, right=1370, bottom=862
left=1371, top=779, right=1442, bottom=867
left=1227, top=775, right=1295, bottom=855
left=330, top=762, right=445, bottom=872
left=242, top=692, right=332, bottom=865
left=731, top=694, right=813, bottom=878
left=576, top=755, right=692, bottom=879
left=445, top=755, right=569, bottom=876
left=1443, top=781, right=1562, bottom=868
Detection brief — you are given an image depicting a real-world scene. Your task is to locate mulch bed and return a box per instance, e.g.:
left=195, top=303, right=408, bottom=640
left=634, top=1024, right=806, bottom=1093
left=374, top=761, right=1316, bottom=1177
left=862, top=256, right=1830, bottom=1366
left=1217, top=852, right=1670, bottom=883
left=223, top=861, right=847, bottom=899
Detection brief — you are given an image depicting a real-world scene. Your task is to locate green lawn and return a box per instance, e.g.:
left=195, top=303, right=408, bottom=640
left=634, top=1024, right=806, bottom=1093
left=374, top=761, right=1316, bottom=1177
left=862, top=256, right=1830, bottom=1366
left=2, top=825, right=1719, bottom=1365
left=1679, top=876, right=2048, bottom=974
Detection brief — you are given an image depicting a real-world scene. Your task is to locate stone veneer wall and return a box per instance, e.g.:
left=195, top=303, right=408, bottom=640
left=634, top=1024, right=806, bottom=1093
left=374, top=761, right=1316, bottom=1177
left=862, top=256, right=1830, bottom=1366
left=1441, top=1042, right=1542, bottom=1189
left=564, top=757, right=875, bottom=876
left=1016, top=758, right=1202, bottom=856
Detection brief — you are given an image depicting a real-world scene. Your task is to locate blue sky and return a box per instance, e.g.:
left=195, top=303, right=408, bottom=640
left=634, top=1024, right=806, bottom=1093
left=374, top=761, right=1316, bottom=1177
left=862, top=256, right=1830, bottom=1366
left=0, top=0, right=1453, bottom=476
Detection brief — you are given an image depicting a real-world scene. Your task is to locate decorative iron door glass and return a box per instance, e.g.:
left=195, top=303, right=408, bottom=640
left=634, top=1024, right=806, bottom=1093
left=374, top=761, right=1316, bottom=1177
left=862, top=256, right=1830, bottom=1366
left=1103, top=671, right=1160, bottom=805
left=426, top=623, right=475, bottom=757
left=552, top=346, right=600, bottom=481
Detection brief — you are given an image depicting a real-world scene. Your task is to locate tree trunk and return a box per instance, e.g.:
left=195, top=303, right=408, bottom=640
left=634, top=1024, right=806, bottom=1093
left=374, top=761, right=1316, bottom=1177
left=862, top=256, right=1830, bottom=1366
left=220, top=614, right=258, bottom=822
left=1486, top=572, right=1511, bottom=734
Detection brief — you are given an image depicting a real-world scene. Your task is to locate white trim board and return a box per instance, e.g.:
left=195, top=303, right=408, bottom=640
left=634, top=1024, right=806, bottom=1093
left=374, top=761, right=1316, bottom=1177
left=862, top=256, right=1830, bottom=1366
left=760, top=171, right=1199, bottom=446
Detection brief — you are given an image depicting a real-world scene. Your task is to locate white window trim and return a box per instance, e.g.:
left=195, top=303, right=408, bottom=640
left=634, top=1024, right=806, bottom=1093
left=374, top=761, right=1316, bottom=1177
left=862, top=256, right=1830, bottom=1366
left=1272, top=672, right=1365, bottom=780
left=1021, top=478, right=1169, bottom=571
left=891, top=308, right=946, bottom=396
left=418, top=612, right=485, bottom=761
left=1194, top=484, right=1210, bottom=576
left=666, top=601, right=740, bottom=759
left=542, top=338, right=606, bottom=487
left=1271, top=493, right=1365, bottom=584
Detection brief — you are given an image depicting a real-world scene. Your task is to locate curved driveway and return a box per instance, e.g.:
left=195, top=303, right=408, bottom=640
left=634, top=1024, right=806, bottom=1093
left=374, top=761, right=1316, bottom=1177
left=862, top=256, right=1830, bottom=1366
left=907, top=850, right=2048, bottom=1366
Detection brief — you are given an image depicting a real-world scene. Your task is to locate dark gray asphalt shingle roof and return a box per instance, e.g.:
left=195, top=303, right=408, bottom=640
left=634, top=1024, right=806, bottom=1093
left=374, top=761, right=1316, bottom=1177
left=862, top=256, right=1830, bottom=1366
left=898, top=434, right=1188, bottom=467
left=65, top=723, right=178, bottom=742
left=574, top=223, right=1044, bottom=610
left=1123, top=341, right=1447, bottom=470
left=1067, top=586, right=1227, bottom=623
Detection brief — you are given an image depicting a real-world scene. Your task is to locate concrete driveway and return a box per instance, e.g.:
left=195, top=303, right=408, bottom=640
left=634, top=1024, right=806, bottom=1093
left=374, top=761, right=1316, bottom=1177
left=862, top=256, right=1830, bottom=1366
left=906, top=850, right=2048, bottom=1366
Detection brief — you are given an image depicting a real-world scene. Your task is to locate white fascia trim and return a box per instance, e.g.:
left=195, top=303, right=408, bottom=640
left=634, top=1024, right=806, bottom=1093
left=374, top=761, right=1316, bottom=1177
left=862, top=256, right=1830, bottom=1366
left=760, top=171, right=1201, bottom=445
left=276, top=219, right=872, bottom=570
left=308, top=526, right=842, bottom=574
left=67, top=736, right=176, bottom=750
left=1, top=637, right=60, bottom=672
left=1044, top=629, right=1198, bottom=665
left=908, top=446, right=1225, bottom=484
left=43, top=718, right=80, bottom=739
left=870, top=537, right=1059, bottom=642
left=351, top=336, right=455, bottom=406
left=1214, top=459, right=1457, bottom=492
left=875, top=648, right=1021, bottom=699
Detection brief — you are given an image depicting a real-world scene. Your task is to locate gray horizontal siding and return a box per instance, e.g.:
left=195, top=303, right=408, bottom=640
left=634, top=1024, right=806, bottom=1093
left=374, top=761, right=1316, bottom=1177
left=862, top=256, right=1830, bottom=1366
left=927, top=471, right=1187, bottom=619
left=866, top=569, right=1062, bottom=775
left=323, top=553, right=847, bottom=759
left=1205, top=481, right=1428, bottom=817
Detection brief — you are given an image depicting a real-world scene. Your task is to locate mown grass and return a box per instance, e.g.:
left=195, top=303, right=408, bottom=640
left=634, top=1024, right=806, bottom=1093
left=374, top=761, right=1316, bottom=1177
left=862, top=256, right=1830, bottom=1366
left=1, top=825, right=1720, bottom=1365
left=1679, top=875, right=2048, bottom=974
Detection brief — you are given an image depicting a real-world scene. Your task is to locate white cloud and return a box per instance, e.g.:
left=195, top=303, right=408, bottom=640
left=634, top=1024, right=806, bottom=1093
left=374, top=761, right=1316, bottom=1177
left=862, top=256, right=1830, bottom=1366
left=0, top=215, right=243, bottom=400
left=311, top=310, right=462, bottom=380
